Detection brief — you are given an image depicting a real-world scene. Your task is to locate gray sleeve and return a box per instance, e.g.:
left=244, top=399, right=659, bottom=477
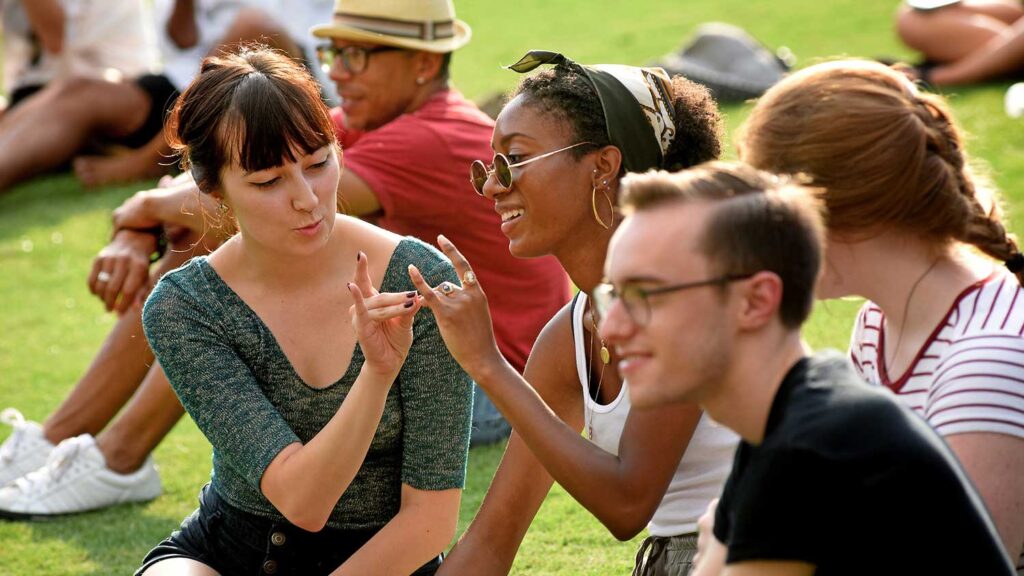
left=142, top=276, right=300, bottom=490
left=396, top=250, right=473, bottom=490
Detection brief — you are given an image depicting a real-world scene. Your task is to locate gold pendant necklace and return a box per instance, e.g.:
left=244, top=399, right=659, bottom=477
left=586, top=304, right=610, bottom=440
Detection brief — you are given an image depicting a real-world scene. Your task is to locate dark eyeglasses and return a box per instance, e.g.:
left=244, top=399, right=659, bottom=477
left=316, top=44, right=403, bottom=75
left=591, top=274, right=754, bottom=326
left=469, top=142, right=593, bottom=195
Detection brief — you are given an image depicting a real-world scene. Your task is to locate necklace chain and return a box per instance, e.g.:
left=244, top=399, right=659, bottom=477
left=886, top=258, right=940, bottom=373
left=586, top=302, right=610, bottom=440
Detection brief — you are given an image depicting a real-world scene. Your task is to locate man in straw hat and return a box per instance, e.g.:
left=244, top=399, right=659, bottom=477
left=0, top=0, right=569, bottom=521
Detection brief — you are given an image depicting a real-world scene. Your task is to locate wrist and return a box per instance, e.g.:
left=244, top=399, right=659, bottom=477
left=466, top=351, right=511, bottom=385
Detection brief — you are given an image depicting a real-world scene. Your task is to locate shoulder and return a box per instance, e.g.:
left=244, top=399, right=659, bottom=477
left=381, top=237, right=457, bottom=293
left=142, top=258, right=222, bottom=335
left=523, top=299, right=580, bottom=392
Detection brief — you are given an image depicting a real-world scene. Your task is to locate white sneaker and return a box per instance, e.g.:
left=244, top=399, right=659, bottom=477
left=0, top=434, right=162, bottom=519
left=0, top=408, right=55, bottom=487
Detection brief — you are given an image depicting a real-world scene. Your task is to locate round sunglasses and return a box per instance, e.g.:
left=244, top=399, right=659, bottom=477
left=469, top=142, right=593, bottom=195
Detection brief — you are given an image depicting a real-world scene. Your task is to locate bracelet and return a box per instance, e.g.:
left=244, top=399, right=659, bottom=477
left=115, top=226, right=168, bottom=263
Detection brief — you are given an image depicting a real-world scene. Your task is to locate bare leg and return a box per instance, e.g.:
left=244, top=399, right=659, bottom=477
left=931, top=16, right=1024, bottom=84
left=0, top=76, right=150, bottom=192
left=73, top=128, right=173, bottom=187
left=142, top=558, right=220, bottom=576
left=896, top=2, right=1022, bottom=63
left=96, top=366, right=184, bottom=474
left=42, top=231, right=208, bottom=447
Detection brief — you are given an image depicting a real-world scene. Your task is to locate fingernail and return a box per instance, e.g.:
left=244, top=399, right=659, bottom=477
left=356, top=252, right=361, bottom=261
left=404, top=300, right=414, bottom=308
left=347, top=282, right=354, bottom=289
left=406, top=291, right=416, bottom=298
left=438, top=234, right=450, bottom=245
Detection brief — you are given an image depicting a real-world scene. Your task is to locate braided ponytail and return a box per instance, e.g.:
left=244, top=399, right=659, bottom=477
left=738, top=60, right=1024, bottom=285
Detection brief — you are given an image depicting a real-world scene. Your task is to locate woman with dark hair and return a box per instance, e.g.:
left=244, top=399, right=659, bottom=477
left=408, top=51, right=736, bottom=576
left=738, top=59, right=1024, bottom=571
left=134, top=47, right=471, bottom=575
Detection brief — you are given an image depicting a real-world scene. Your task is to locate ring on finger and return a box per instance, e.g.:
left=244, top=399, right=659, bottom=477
left=462, top=271, right=477, bottom=286
left=438, top=281, right=456, bottom=296
left=97, top=271, right=112, bottom=283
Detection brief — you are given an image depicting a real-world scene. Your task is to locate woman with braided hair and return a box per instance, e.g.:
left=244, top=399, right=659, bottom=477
left=737, top=59, right=1024, bottom=572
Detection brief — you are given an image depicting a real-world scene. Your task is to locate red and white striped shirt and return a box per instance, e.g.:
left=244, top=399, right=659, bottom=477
left=849, top=271, right=1024, bottom=439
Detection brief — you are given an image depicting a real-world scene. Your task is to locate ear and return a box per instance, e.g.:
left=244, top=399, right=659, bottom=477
left=412, top=51, right=444, bottom=84
left=591, top=145, right=623, bottom=190
left=735, top=271, right=784, bottom=331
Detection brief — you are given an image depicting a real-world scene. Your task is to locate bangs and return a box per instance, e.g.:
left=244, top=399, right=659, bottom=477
left=218, top=71, right=336, bottom=173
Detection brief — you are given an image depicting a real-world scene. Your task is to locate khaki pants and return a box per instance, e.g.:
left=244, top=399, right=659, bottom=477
left=633, top=533, right=698, bottom=576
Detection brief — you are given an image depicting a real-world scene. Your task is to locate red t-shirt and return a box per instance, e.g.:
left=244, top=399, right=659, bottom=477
left=331, top=91, right=569, bottom=373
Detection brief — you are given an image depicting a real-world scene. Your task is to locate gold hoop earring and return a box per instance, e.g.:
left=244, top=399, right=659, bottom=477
left=591, top=184, right=613, bottom=229
left=219, top=201, right=229, bottom=214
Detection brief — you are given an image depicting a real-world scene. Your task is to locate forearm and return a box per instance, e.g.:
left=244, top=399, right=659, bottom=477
left=261, top=367, right=396, bottom=530
left=332, top=488, right=460, bottom=575
left=140, top=185, right=223, bottom=235
left=23, top=0, right=64, bottom=53
left=167, top=0, right=198, bottom=49
left=472, top=361, right=666, bottom=538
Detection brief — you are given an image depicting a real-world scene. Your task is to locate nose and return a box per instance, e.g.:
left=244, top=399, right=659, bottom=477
left=329, top=58, right=352, bottom=85
left=291, top=175, right=319, bottom=213
left=598, top=296, right=636, bottom=349
left=480, top=168, right=507, bottom=200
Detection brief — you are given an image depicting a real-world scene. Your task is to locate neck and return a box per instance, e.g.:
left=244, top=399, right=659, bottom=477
left=229, top=224, right=341, bottom=292
left=404, top=80, right=448, bottom=115
left=701, top=328, right=806, bottom=445
left=553, top=221, right=618, bottom=293
left=834, top=232, right=989, bottom=333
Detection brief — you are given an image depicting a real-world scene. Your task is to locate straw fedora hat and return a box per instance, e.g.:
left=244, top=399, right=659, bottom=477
left=311, top=0, right=471, bottom=53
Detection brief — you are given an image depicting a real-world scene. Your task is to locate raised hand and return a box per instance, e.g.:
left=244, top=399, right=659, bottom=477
left=406, top=235, right=506, bottom=378
left=349, top=251, right=422, bottom=377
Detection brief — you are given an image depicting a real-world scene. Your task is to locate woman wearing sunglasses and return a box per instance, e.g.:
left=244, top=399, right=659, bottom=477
left=133, top=47, right=471, bottom=575
left=409, top=50, right=736, bottom=576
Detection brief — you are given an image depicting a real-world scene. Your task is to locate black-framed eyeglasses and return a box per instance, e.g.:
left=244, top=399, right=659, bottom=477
left=469, top=142, right=594, bottom=195
left=592, top=274, right=755, bottom=326
left=316, top=44, right=404, bottom=75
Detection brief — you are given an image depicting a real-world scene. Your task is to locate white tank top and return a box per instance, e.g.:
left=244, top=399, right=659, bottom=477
left=572, top=293, right=738, bottom=536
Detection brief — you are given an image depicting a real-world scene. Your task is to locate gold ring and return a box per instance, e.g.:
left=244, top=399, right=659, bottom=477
left=463, top=271, right=477, bottom=286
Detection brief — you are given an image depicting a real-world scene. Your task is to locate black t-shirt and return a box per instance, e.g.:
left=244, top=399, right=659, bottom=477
left=713, top=352, right=1013, bottom=575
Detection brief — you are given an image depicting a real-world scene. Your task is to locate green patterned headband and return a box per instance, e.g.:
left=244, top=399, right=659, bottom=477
left=508, top=50, right=677, bottom=173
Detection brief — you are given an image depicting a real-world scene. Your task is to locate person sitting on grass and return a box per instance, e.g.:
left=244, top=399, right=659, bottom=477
left=896, top=0, right=1024, bottom=85
left=738, top=58, right=1024, bottom=570
left=411, top=50, right=736, bottom=576
left=133, top=46, right=471, bottom=575
left=593, top=162, right=1014, bottom=576
left=0, top=0, right=566, bottom=521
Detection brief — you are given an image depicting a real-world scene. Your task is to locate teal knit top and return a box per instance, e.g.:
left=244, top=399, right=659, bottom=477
left=142, top=238, right=473, bottom=530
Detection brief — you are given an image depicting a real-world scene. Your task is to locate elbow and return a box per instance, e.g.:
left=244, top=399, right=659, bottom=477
left=602, top=500, right=657, bottom=542
left=426, top=512, right=459, bottom=554
left=280, top=505, right=330, bottom=533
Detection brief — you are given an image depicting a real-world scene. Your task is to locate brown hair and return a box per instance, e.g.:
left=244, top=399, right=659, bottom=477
left=738, top=60, right=1023, bottom=283
left=166, top=45, right=337, bottom=194
left=621, top=161, right=826, bottom=328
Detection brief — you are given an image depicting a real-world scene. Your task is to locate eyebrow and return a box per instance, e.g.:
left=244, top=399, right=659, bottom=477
left=497, top=132, right=537, bottom=148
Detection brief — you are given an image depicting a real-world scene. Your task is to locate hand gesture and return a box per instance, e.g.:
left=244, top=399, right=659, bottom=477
left=406, top=235, right=505, bottom=378
left=349, top=251, right=422, bottom=378
left=88, top=229, right=157, bottom=313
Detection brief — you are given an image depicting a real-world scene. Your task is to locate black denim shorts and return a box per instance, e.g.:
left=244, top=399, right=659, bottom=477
left=136, top=484, right=441, bottom=576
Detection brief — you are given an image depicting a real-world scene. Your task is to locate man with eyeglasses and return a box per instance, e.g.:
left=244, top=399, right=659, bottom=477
left=597, top=163, right=1014, bottom=576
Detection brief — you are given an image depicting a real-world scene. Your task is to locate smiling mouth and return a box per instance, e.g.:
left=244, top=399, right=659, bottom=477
left=500, top=209, right=524, bottom=223
left=296, top=218, right=322, bottom=231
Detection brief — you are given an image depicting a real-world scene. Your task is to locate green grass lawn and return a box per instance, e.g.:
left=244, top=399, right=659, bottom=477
left=2, top=1, right=1022, bottom=573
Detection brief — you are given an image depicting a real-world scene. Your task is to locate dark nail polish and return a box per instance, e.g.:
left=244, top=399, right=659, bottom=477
left=404, top=300, right=414, bottom=308
left=356, top=252, right=360, bottom=261
left=406, top=291, right=416, bottom=298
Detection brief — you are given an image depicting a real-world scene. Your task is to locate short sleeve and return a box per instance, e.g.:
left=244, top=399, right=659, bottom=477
left=341, top=119, right=455, bottom=220
left=926, top=333, right=1024, bottom=439
left=387, top=243, right=473, bottom=490
left=721, top=448, right=835, bottom=565
left=142, top=273, right=300, bottom=490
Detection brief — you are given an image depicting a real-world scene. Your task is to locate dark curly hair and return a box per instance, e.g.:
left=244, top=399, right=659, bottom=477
left=514, top=61, right=722, bottom=174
